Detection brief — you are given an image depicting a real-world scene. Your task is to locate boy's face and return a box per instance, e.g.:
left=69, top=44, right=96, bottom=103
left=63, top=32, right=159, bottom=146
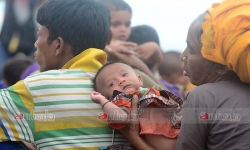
left=96, top=63, right=143, bottom=99
left=110, top=10, right=132, bottom=41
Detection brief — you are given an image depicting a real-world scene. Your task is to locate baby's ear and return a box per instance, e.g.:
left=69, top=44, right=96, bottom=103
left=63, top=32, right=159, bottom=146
left=137, top=74, right=143, bottom=86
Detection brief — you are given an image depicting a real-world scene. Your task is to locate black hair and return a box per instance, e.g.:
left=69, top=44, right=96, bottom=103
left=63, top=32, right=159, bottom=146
left=37, top=0, right=110, bottom=56
left=3, top=57, right=33, bottom=86
left=93, top=61, right=125, bottom=92
left=158, top=51, right=182, bottom=76
left=128, top=25, right=160, bottom=45
left=102, top=0, right=132, bottom=13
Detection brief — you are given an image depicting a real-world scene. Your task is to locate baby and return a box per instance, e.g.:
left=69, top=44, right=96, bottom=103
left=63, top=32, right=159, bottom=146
left=90, top=62, right=183, bottom=150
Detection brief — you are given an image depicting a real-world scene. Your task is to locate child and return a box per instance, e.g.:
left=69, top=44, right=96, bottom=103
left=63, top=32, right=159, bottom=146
left=102, top=0, right=165, bottom=89
left=3, top=56, right=34, bottom=86
left=90, top=62, right=183, bottom=150
left=158, top=51, right=193, bottom=99
left=128, top=25, right=163, bottom=74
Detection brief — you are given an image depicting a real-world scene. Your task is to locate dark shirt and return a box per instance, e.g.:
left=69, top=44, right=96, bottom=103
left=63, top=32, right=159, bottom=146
left=176, top=80, right=250, bottom=150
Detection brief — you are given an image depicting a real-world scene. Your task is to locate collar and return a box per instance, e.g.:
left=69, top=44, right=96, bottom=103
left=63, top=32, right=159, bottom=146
left=62, top=48, right=107, bottom=73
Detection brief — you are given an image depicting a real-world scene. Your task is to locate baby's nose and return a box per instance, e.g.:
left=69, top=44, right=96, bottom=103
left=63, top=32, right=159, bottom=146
left=119, top=79, right=125, bottom=85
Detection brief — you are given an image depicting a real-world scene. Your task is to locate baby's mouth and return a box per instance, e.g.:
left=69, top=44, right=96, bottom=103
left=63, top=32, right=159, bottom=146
left=123, top=84, right=130, bottom=90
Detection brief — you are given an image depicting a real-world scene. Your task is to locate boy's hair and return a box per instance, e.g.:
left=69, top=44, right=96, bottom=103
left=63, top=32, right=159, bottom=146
left=37, top=0, right=110, bottom=56
left=128, top=25, right=160, bottom=46
left=93, top=61, right=125, bottom=92
left=102, top=0, right=132, bottom=13
left=3, top=57, right=33, bottom=86
left=158, top=51, right=182, bottom=76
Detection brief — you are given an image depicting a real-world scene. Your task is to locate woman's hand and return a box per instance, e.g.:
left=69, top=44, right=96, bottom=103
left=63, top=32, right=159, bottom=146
left=120, top=95, right=140, bottom=136
left=120, top=95, right=154, bottom=150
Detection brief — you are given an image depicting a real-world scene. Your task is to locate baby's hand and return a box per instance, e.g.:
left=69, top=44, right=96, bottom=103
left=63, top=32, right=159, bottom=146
left=90, top=91, right=106, bottom=104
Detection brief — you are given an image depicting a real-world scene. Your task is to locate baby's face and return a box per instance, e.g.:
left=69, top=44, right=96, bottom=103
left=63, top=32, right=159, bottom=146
left=96, top=63, right=143, bottom=99
left=110, top=10, right=132, bottom=41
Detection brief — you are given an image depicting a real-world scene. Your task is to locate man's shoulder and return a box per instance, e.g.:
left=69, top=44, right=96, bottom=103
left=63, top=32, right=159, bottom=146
left=26, top=69, right=95, bottom=81
left=23, top=69, right=96, bottom=92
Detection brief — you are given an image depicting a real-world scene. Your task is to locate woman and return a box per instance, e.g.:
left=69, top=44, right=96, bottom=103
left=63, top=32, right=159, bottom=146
left=119, top=0, right=250, bottom=149
left=176, top=0, right=250, bottom=149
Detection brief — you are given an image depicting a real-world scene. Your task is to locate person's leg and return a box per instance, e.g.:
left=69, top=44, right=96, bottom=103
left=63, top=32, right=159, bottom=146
left=0, top=43, right=14, bottom=79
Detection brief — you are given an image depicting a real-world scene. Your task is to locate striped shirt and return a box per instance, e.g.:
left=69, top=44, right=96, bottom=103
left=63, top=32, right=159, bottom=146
left=0, top=48, right=127, bottom=150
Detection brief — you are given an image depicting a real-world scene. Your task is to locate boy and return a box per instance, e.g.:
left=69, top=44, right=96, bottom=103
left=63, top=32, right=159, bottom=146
left=102, top=0, right=165, bottom=89
left=90, top=62, right=183, bottom=150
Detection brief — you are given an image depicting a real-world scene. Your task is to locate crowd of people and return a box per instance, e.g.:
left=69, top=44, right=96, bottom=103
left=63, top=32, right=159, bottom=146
left=0, top=0, right=249, bottom=149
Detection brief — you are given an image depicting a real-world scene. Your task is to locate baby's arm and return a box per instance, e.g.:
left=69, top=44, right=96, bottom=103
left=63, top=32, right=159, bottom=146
left=90, top=91, right=128, bottom=125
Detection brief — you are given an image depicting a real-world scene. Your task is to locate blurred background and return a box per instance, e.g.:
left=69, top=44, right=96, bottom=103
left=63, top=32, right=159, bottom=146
left=0, top=0, right=220, bottom=52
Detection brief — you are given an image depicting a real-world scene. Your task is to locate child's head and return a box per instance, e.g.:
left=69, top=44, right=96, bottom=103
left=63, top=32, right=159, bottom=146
left=158, top=51, right=189, bottom=85
left=3, top=57, right=33, bottom=86
left=102, top=0, right=132, bottom=41
left=128, top=25, right=161, bottom=71
left=93, top=62, right=143, bottom=99
left=128, top=25, right=160, bottom=46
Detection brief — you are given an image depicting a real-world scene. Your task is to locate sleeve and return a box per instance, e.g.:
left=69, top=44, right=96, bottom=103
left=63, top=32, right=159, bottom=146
left=0, top=80, right=34, bottom=143
left=175, top=89, right=210, bottom=150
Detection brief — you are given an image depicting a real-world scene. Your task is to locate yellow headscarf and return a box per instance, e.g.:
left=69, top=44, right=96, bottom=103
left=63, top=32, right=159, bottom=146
left=201, top=0, right=250, bottom=83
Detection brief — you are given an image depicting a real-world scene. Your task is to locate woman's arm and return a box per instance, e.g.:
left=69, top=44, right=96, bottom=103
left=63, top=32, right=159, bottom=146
left=120, top=95, right=155, bottom=150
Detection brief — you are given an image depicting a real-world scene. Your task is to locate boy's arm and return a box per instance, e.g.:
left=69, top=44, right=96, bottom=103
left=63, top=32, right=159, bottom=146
left=0, top=80, right=34, bottom=143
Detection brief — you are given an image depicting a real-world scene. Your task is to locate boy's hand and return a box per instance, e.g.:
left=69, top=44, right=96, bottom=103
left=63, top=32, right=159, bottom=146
left=135, top=42, right=156, bottom=61
left=106, top=40, right=137, bottom=56
left=90, top=91, right=106, bottom=104
left=135, top=42, right=163, bottom=64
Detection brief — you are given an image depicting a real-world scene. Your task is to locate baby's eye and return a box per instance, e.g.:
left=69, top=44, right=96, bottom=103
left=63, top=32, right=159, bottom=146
left=122, top=73, right=128, bottom=77
left=109, top=81, right=115, bottom=87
